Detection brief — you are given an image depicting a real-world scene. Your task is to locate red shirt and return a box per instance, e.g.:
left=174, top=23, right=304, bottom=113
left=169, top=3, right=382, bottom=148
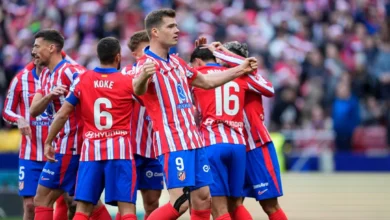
left=122, top=64, right=155, bottom=158
left=67, top=67, right=137, bottom=161
left=193, top=63, right=269, bottom=146
left=134, top=47, right=203, bottom=156
left=213, top=49, right=275, bottom=150
left=38, top=60, right=85, bottom=155
left=2, top=64, right=49, bottom=161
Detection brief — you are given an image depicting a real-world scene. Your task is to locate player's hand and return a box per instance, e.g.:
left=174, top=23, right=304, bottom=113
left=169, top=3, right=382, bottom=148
left=142, top=60, right=156, bottom=79
left=195, top=36, right=207, bottom=47
left=201, top=41, right=229, bottom=53
left=49, top=85, right=68, bottom=99
left=240, top=57, right=258, bottom=74
left=44, top=143, right=57, bottom=162
left=17, top=117, right=32, bottom=139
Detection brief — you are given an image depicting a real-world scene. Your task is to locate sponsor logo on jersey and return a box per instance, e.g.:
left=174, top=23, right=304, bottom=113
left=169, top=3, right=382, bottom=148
left=203, top=165, right=210, bottom=172
left=85, top=130, right=129, bottom=139
left=176, top=83, right=187, bottom=101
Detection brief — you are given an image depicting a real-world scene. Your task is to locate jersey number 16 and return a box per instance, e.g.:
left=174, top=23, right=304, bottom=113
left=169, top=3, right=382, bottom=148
left=215, top=81, right=240, bottom=116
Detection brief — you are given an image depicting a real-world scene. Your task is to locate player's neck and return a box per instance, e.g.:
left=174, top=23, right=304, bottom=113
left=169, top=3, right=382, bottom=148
left=100, top=64, right=118, bottom=69
left=149, top=42, right=169, bottom=60
left=47, top=54, right=64, bottom=72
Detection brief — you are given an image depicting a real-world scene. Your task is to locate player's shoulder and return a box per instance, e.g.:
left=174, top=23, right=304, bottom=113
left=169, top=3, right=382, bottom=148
left=196, top=65, right=226, bottom=74
left=170, top=54, right=187, bottom=66
left=63, top=62, right=86, bottom=74
left=121, top=64, right=135, bottom=75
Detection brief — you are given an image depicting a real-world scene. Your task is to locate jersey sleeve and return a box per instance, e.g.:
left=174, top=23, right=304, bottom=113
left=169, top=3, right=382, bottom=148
left=2, top=77, right=22, bottom=124
left=241, top=72, right=275, bottom=97
left=65, top=75, right=81, bottom=106
left=213, top=49, right=245, bottom=67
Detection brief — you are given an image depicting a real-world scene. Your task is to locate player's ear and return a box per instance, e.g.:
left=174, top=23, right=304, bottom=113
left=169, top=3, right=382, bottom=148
left=151, top=27, right=159, bottom=38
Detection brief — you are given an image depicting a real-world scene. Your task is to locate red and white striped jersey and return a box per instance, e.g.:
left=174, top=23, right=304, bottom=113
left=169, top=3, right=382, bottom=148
left=66, top=67, right=137, bottom=161
left=134, top=47, right=203, bottom=156
left=37, top=60, right=85, bottom=155
left=2, top=63, right=49, bottom=161
left=193, top=63, right=269, bottom=147
left=122, top=64, right=155, bottom=158
left=213, top=49, right=275, bottom=150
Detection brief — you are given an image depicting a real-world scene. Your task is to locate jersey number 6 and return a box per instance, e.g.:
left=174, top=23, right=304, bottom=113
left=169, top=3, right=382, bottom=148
left=94, top=98, right=113, bottom=130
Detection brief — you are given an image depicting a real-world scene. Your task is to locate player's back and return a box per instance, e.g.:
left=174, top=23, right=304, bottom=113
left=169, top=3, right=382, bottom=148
left=72, top=67, right=136, bottom=161
left=192, top=64, right=247, bottom=146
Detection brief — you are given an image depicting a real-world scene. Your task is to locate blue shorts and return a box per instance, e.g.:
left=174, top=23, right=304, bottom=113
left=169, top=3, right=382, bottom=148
left=135, top=155, right=164, bottom=190
left=244, top=142, right=283, bottom=200
left=18, top=159, right=46, bottom=197
left=38, top=154, right=80, bottom=196
left=158, top=148, right=213, bottom=190
left=206, top=143, right=246, bottom=197
left=75, top=160, right=137, bottom=206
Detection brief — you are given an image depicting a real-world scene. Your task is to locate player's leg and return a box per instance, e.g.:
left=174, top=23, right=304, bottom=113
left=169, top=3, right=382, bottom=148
left=62, top=193, right=76, bottom=220
left=73, top=161, right=105, bottom=219
left=148, top=151, right=196, bottom=220
left=34, top=154, right=80, bottom=220
left=245, top=143, right=287, bottom=220
left=190, top=147, right=214, bottom=220
left=53, top=194, right=69, bottom=220
left=104, top=159, right=137, bottom=220
left=227, top=144, right=252, bottom=220
left=138, top=156, right=164, bottom=218
left=18, top=159, right=46, bottom=220
left=204, top=144, right=230, bottom=219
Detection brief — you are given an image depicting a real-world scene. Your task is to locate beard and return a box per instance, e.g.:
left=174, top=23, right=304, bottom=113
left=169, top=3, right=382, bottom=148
left=117, top=62, right=121, bottom=70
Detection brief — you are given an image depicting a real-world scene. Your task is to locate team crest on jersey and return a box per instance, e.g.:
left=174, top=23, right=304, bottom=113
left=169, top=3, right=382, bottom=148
left=19, top=181, right=24, bottom=190
left=186, top=69, right=193, bottom=78
left=176, top=83, right=187, bottom=101
left=178, top=171, right=186, bottom=181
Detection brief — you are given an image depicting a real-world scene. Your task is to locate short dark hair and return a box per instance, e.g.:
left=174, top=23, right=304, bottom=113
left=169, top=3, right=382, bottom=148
left=128, top=30, right=149, bottom=52
left=223, top=41, right=249, bottom=58
left=145, top=8, right=176, bottom=37
left=190, top=46, right=216, bottom=63
left=97, top=37, right=121, bottom=64
left=34, top=29, right=64, bottom=51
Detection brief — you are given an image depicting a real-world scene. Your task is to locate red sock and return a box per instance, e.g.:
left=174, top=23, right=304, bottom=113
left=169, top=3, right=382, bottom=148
left=115, top=212, right=121, bottom=220
left=73, top=212, right=89, bottom=220
left=144, top=214, right=150, bottom=220
left=216, top=213, right=231, bottom=220
left=190, top=209, right=211, bottom=220
left=122, top=214, right=137, bottom=220
left=232, top=205, right=252, bottom=220
left=54, top=196, right=68, bottom=220
left=90, top=205, right=111, bottom=220
left=269, top=208, right=287, bottom=220
left=147, top=203, right=180, bottom=220
left=35, top=207, right=54, bottom=220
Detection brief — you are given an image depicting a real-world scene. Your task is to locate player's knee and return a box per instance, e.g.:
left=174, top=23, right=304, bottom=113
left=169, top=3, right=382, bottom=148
left=191, top=186, right=211, bottom=209
left=23, top=198, right=35, bottom=214
left=259, top=198, right=280, bottom=215
left=143, top=199, right=159, bottom=215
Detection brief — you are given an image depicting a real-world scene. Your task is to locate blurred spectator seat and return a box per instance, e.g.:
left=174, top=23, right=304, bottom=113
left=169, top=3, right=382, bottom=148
left=352, top=126, right=388, bottom=153
left=0, top=129, right=20, bottom=152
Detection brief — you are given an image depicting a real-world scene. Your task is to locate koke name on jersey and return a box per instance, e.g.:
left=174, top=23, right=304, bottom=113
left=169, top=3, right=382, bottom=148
left=94, top=80, right=114, bottom=89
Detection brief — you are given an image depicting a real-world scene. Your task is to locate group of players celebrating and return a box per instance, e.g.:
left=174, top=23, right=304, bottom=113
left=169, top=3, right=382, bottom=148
left=2, top=8, right=288, bottom=220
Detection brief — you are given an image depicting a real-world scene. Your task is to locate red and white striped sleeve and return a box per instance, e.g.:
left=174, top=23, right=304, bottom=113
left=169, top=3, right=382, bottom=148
left=2, top=76, right=22, bottom=125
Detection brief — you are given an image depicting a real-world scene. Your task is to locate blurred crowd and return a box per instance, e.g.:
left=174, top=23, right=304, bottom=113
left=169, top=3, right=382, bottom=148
left=1, top=0, right=390, bottom=152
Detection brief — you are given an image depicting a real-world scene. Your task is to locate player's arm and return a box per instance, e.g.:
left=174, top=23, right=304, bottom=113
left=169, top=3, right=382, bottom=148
left=2, top=77, right=32, bottom=138
left=191, top=57, right=257, bottom=89
left=242, top=74, right=275, bottom=97
left=44, top=102, right=75, bottom=162
left=132, top=61, right=155, bottom=96
left=29, top=85, right=68, bottom=117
